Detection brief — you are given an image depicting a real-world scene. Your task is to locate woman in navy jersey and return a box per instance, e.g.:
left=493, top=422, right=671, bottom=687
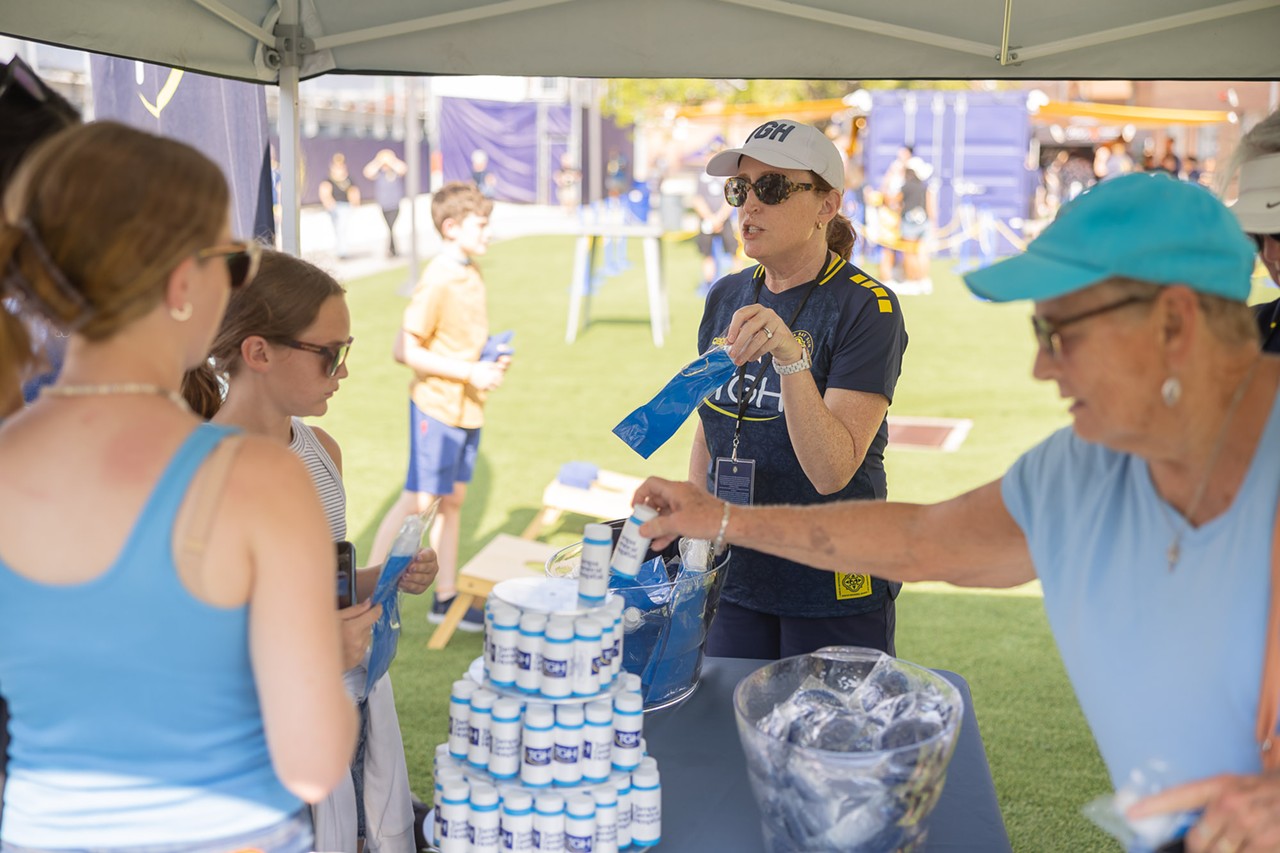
left=690, top=119, right=908, bottom=660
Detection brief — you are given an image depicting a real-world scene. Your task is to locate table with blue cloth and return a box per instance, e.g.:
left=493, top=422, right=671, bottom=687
left=643, top=656, right=1012, bottom=852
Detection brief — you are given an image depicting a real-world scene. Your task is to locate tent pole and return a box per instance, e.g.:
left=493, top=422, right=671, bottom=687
left=279, top=67, right=301, bottom=255
left=277, top=0, right=302, bottom=255
left=405, top=76, right=422, bottom=289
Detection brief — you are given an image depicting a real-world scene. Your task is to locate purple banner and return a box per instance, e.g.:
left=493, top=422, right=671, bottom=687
left=440, top=97, right=632, bottom=205
left=90, top=56, right=274, bottom=243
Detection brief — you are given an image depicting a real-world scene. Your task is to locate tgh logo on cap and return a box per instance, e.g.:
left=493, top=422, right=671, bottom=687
left=748, top=121, right=798, bottom=143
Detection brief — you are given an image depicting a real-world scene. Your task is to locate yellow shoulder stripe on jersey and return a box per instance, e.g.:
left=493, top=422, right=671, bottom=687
left=751, top=264, right=765, bottom=280
left=818, top=256, right=846, bottom=285
left=847, top=267, right=896, bottom=314
left=703, top=399, right=780, bottom=422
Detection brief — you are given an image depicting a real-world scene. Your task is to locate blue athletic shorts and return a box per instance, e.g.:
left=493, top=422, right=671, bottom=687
left=405, top=401, right=480, bottom=496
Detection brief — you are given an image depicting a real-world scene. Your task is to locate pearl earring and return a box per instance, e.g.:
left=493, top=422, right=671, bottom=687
left=170, top=302, right=193, bottom=323
left=1161, top=376, right=1182, bottom=407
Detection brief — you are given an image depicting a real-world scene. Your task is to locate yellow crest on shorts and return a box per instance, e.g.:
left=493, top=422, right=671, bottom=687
left=835, top=572, right=872, bottom=600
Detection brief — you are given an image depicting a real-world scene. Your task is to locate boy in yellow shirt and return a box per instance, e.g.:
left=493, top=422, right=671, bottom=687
left=370, top=182, right=510, bottom=629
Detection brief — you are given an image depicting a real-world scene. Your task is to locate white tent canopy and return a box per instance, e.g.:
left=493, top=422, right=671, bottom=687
left=4, top=0, right=1280, bottom=81
left=4, top=0, right=1279, bottom=253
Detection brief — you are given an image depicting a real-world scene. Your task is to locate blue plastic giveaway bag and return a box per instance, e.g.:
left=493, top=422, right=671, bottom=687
left=612, top=345, right=735, bottom=459
left=364, top=501, right=438, bottom=696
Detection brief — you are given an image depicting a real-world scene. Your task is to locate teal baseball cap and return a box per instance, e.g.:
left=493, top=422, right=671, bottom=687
left=964, top=172, right=1257, bottom=303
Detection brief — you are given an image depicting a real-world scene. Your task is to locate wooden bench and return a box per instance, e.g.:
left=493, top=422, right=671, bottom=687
left=426, top=534, right=559, bottom=650
left=520, top=469, right=643, bottom=540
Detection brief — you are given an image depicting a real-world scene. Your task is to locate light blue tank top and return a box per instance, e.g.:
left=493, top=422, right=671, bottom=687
left=1003, top=383, right=1280, bottom=790
left=0, top=423, right=301, bottom=847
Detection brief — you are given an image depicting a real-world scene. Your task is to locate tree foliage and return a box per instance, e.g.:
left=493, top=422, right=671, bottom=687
left=602, top=79, right=851, bottom=126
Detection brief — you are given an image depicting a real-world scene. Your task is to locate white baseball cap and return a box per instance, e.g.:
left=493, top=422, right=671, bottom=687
left=1231, top=151, right=1280, bottom=234
left=706, top=119, right=844, bottom=191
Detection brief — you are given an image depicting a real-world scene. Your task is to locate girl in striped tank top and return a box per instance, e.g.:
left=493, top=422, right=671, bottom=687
left=184, top=250, right=438, bottom=853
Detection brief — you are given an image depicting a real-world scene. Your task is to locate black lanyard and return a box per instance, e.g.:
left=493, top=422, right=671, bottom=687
left=730, top=272, right=820, bottom=461
left=1264, top=300, right=1280, bottom=352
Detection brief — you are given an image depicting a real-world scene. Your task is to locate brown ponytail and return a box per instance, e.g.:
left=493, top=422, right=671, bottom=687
left=181, top=363, right=224, bottom=420
left=826, top=213, right=855, bottom=261
left=1, top=222, right=33, bottom=416
left=810, top=173, right=855, bottom=261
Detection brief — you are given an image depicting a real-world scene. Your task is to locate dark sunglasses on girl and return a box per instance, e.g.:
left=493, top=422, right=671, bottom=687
left=723, top=173, right=817, bottom=207
left=272, top=337, right=353, bottom=377
left=195, top=240, right=262, bottom=290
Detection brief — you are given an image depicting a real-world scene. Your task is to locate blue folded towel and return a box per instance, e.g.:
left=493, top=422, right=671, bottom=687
left=557, top=461, right=599, bottom=490
left=480, top=330, right=515, bottom=362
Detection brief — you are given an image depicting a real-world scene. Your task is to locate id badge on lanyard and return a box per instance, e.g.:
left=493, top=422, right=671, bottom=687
left=714, top=455, right=755, bottom=505
left=712, top=275, right=818, bottom=507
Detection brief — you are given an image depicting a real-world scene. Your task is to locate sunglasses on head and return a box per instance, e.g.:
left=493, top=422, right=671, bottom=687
left=272, top=336, right=353, bottom=377
left=723, top=173, right=817, bottom=207
left=195, top=240, right=262, bottom=290
left=2, top=56, right=63, bottom=110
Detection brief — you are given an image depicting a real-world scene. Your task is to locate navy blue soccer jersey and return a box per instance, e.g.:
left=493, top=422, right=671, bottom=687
left=696, top=257, right=908, bottom=618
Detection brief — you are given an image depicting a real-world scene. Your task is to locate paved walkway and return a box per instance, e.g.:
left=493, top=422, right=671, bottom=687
left=297, top=196, right=657, bottom=288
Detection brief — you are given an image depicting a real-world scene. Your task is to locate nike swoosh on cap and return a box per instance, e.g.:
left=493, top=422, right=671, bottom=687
left=1267, top=200, right=1280, bottom=208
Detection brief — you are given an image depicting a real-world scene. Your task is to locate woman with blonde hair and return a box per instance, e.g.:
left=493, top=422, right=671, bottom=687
left=0, top=122, right=355, bottom=851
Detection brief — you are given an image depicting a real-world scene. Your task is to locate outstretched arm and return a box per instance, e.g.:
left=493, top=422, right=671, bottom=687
left=636, top=476, right=1035, bottom=589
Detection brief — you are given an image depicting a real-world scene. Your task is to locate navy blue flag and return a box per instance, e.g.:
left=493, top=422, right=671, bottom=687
left=90, top=57, right=274, bottom=244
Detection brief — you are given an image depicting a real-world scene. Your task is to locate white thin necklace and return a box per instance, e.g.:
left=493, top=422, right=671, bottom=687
left=1156, top=357, right=1260, bottom=572
left=41, top=382, right=190, bottom=413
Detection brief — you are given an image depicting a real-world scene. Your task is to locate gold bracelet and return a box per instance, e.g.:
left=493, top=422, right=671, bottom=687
left=713, top=501, right=732, bottom=555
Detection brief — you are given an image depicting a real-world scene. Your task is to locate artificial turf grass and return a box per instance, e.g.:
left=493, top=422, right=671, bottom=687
left=321, top=235, right=1121, bottom=851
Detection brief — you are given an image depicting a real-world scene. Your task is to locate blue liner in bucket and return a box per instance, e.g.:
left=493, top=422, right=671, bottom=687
left=546, top=519, right=729, bottom=710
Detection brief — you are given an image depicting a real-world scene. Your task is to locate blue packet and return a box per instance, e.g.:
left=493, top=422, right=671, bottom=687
left=480, top=330, right=514, bottom=362
left=612, top=345, right=736, bottom=459
left=364, top=502, right=438, bottom=696
left=608, top=556, right=671, bottom=611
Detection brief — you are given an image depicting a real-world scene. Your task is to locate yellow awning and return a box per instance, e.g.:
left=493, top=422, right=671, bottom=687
left=671, top=99, right=851, bottom=121
left=1031, top=100, right=1231, bottom=127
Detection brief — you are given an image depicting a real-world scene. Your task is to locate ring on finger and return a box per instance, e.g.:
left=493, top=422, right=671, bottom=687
left=764, top=326, right=774, bottom=339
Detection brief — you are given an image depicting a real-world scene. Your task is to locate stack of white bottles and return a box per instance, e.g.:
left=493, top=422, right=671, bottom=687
left=486, top=599, right=625, bottom=700
left=435, top=681, right=661, bottom=850
left=433, top=753, right=661, bottom=851
left=433, top=512, right=670, bottom=852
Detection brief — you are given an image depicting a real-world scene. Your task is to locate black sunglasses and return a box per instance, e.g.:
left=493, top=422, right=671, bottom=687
left=1250, top=232, right=1280, bottom=252
left=2, top=55, right=52, bottom=106
left=1031, top=295, right=1156, bottom=359
left=272, top=336, right=353, bottom=377
left=0, top=56, right=78, bottom=122
left=195, top=241, right=262, bottom=290
left=724, top=173, right=817, bottom=207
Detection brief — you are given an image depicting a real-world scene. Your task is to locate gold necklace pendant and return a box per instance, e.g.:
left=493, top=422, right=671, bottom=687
left=41, top=383, right=190, bottom=413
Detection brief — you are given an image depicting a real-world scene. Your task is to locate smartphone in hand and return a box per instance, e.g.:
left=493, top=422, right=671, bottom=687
left=336, top=541, right=357, bottom=608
